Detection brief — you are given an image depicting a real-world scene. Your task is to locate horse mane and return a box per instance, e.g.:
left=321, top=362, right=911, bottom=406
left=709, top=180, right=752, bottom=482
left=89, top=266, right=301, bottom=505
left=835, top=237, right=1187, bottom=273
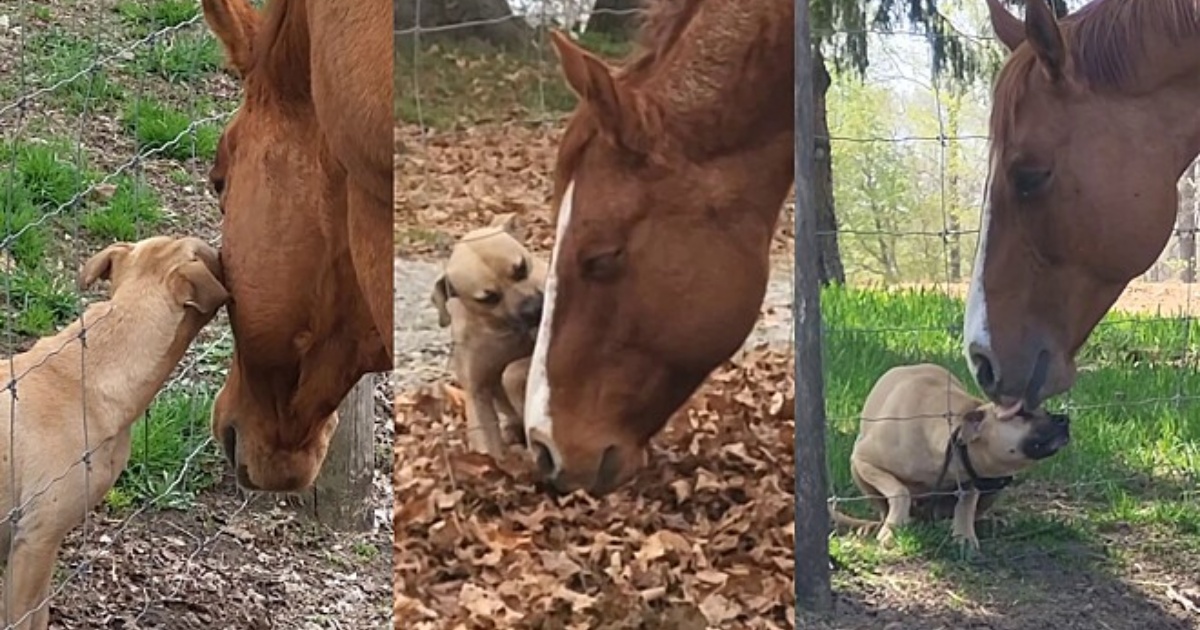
left=991, top=0, right=1200, bottom=146
left=551, top=0, right=704, bottom=216
left=246, top=0, right=312, bottom=103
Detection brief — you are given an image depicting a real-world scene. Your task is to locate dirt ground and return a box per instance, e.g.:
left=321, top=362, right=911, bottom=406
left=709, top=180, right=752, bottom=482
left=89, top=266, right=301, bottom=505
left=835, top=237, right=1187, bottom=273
left=893, top=281, right=1200, bottom=317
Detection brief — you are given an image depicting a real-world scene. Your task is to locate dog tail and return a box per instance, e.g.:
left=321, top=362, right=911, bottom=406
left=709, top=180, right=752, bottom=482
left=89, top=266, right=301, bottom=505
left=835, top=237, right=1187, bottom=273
left=827, top=502, right=881, bottom=533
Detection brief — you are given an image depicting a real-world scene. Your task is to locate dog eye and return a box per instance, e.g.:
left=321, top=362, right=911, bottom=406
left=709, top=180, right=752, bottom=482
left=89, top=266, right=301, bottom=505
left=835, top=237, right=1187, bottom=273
left=477, top=290, right=501, bottom=305
left=1012, top=166, right=1051, bottom=199
left=512, top=258, right=528, bottom=281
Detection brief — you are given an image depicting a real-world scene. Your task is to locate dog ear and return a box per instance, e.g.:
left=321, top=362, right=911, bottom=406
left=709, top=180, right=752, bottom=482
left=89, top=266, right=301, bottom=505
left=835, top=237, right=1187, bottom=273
left=490, top=212, right=527, bottom=243
left=960, top=408, right=987, bottom=443
left=78, top=242, right=134, bottom=291
left=173, top=259, right=230, bottom=314
left=431, top=275, right=453, bottom=327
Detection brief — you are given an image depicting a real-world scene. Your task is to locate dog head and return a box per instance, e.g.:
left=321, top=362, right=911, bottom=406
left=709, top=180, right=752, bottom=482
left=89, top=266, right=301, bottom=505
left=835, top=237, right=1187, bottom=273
left=431, top=213, right=546, bottom=335
left=79, top=235, right=229, bottom=327
left=958, top=403, right=1071, bottom=475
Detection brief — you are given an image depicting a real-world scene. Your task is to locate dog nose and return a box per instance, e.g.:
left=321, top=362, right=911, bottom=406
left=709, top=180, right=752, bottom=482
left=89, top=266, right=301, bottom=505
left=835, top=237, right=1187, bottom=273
left=519, top=297, right=543, bottom=327
left=968, top=342, right=999, bottom=397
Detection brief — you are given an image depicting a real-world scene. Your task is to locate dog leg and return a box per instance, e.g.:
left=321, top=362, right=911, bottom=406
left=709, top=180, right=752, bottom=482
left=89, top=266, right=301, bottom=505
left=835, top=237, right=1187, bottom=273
left=853, top=460, right=911, bottom=547
left=951, top=487, right=981, bottom=553
left=3, top=529, right=61, bottom=630
left=493, top=385, right=525, bottom=446
left=464, top=386, right=506, bottom=459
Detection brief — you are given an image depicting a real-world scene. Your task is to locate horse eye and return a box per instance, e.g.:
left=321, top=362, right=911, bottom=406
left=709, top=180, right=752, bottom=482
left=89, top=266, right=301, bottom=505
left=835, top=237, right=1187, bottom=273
left=512, top=258, right=528, bottom=281
left=1012, top=167, right=1052, bottom=199
left=477, top=290, right=501, bottom=305
left=581, top=248, right=624, bottom=282
left=212, top=177, right=225, bottom=196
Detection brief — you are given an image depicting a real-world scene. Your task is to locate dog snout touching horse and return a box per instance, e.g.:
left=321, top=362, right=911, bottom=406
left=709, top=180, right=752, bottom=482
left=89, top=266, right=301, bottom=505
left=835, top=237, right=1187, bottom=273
left=201, top=0, right=392, bottom=492
left=0, top=236, right=227, bottom=630
left=964, top=0, right=1200, bottom=412
left=522, top=0, right=795, bottom=496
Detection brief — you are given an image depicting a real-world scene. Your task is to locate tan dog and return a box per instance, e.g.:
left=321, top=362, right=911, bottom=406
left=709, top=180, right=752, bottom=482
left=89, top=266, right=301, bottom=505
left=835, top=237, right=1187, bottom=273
left=0, top=236, right=227, bottom=629
left=832, top=363, right=1070, bottom=552
left=431, top=214, right=546, bottom=458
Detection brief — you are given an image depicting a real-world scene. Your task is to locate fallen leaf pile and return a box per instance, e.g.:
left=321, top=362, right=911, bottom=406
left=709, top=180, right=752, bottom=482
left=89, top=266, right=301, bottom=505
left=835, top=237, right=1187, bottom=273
left=395, top=122, right=795, bottom=261
left=393, top=347, right=796, bottom=629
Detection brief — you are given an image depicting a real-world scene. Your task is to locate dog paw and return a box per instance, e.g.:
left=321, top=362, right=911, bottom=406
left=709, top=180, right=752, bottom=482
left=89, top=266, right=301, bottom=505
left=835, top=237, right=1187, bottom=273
left=951, top=530, right=981, bottom=556
left=876, top=524, right=897, bottom=547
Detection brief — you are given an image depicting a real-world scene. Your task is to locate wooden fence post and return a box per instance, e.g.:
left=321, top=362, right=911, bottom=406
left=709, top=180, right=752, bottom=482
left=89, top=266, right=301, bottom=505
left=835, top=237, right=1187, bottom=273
left=298, top=375, right=377, bottom=531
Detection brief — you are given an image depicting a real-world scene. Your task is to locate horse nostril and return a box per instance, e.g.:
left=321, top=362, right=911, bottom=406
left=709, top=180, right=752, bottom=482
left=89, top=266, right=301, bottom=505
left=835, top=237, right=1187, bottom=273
left=595, top=446, right=621, bottom=494
left=532, top=439, right=556, bottom=478
left=969, top=344, right=998, bottom=393
left=221, top=425, right=238, bottom=466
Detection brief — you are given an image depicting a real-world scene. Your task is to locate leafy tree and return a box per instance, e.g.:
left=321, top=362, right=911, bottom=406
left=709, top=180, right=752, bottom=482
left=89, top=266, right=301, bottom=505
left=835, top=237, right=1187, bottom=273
left=807, top=0, right=1070, bottom=285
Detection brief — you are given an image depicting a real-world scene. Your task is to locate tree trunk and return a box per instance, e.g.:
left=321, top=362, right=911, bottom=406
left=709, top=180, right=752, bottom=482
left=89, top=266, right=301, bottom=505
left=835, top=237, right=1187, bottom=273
left=395, top=0, right=533, bottom=50
left=586, top=0, right=641, bottom=39
left=295, top=376, right=378, bottom=531
left=812, top=48, right=846, bottom=286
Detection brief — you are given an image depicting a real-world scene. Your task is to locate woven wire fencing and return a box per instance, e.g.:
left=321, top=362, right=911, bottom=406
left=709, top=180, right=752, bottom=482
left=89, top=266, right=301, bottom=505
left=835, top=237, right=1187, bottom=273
left=0, top=0, right=246, bottom=625
left=796, top=2, right=1200, bottom=621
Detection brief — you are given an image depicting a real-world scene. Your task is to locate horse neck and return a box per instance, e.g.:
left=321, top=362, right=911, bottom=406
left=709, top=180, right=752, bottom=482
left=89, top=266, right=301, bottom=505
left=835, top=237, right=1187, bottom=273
left=1110, top=31, right=1200, bottom=173
left=21, top=299, right=187, bottom=432
left=643, top=0, right=793, bottom=159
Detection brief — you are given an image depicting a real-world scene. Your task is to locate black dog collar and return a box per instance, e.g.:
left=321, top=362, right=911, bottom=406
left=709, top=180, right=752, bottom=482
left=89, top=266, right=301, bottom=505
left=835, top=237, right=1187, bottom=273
left=935, top=425, right=1014, bottom=495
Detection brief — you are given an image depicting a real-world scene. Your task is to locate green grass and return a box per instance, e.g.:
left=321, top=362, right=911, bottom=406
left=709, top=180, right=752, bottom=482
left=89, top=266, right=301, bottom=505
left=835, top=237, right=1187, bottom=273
left=115, top=0, right=200, bottom=34
left=121, top=98, right=220, bottom=161
left=131, top=32, right=222, bottom=83
left=823, top=286, right=1200, bottom=594
left=25, top=31, right=126, bottom=112
left=82, top=175, right=164, bottom=241
left=0, top=266, right=80, bottom=337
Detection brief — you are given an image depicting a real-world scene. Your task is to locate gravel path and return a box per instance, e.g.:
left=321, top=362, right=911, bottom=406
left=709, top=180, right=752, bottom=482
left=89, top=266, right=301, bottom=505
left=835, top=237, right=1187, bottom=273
left=394, top=257, right=795, bottom=391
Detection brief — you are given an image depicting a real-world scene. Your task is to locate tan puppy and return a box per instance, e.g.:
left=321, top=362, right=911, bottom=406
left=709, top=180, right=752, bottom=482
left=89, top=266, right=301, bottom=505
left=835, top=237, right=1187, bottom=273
left=833, top=363, right=1070, bottom=552
left=0, top=236, right=227, bottom=630
left=431, top=214, right=546, bottom=458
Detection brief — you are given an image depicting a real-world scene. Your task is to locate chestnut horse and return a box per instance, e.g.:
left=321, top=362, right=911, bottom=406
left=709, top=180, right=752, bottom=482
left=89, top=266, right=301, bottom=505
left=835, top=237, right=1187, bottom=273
left=965, top=0, right=1200, bottom=413
left=202, top=0, right=393, bottom=491
left=524, top=0, right=794, bottom=495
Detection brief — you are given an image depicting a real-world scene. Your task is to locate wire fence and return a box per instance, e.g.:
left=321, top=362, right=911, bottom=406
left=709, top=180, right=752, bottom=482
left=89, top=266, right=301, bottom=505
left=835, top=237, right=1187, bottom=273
left=796, top=2, right=1200, bottom=619
left=0, top=0, right=240, bottom=625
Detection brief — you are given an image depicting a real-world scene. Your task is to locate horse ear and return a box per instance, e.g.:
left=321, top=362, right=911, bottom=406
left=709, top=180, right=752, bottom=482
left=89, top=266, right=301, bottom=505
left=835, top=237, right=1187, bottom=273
left=1025, top=0, right=1068, bottom=83
left=549, top=30, right=649, bottom=154
left=985, top=0, right=1025, bottom=52
left=202, top=0, right=260, bottom=77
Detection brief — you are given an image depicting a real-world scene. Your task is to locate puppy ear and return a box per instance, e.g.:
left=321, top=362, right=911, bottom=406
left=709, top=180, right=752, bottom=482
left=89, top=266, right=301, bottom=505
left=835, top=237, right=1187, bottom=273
left=431, top=275, right=453, bottom=327
left=78, top=242, right=134, bottom=291
left=960, top=408, right=987, bottom=443
left=173, top=260, right=230, bottom=314
left=490, top=212, right=527, bottom=243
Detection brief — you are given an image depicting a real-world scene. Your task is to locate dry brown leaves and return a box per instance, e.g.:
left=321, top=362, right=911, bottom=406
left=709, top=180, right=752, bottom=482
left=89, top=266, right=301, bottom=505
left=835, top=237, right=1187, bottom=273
left=393, top=348, right=796, bottom=630
left=395, top=123, right=796, bottom=261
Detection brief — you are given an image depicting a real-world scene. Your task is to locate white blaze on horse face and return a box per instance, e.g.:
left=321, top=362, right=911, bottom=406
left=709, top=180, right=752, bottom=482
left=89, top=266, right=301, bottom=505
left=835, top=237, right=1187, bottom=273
left=964, top=166, right=995, bottom=373
left=524, top=179, right=576, bottom=455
